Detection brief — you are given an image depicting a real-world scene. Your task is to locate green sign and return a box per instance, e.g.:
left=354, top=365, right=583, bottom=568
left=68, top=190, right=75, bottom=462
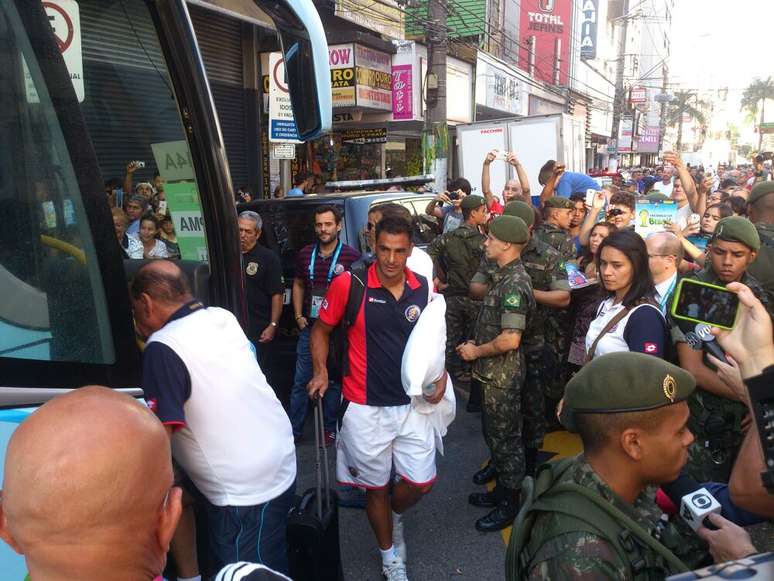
left=164, top=181, right=208, bottom=261
left=151, top=140, right=196, bottom=182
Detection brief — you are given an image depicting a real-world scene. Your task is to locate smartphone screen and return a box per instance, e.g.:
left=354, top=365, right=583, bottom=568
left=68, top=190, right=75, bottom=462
left=585, top=188, right=597, bottom=207
left=671, top=279, right=739, bottom=329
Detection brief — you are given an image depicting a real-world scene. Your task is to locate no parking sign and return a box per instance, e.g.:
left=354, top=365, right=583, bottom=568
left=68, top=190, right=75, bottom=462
left=42, top=0, right=85, bottom=102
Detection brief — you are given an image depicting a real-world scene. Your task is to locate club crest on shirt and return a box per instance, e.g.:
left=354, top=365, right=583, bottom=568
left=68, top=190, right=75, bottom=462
left=334, top=263, right=345, bottom=275
left=321, top=299, right=329, bottom=311
left=246, top=262, right=259, bottom=276
left=349, top=466, right=359, bottom=478
left=146, top=398, right=158, bottom=412
left=404, top=304, right=421, bottom=322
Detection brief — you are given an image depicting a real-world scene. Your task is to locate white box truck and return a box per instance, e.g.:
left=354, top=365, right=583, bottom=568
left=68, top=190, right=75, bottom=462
left=456, top=113, right=586, bottom=205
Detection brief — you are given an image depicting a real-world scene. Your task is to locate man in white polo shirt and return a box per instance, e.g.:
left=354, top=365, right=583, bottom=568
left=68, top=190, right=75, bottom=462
left=131, top=261, right=296, bottom=577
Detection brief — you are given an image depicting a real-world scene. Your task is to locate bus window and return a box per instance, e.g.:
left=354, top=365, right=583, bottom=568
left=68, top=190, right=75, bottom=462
left=0, top=1, right=114, bottom=364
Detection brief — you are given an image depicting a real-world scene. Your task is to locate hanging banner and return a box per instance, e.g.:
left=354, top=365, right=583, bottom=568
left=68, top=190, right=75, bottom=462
left=579, top=0, right=598, bottom=60
left=391, top=64, right=413, bottom=120
left=518, top=0, right=572, bottom=85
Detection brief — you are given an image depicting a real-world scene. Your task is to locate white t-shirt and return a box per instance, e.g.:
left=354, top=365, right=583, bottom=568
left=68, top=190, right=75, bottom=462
left=585, top=298, right=666, bottom=359
left=148, top=307, right=296, bottom=506
left=674, top=203, right=692, bottom=229
left=653, top=179, right=674, bottom=197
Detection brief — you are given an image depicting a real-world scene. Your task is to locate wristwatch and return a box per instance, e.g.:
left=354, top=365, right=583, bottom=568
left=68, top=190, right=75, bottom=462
left=270, top=321, right=278, bottom=327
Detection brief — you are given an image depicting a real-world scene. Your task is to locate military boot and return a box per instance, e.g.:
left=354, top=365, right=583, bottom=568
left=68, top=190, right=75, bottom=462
left=468, top=483, right=504, bottom=508
left=472, top=459, right=498, bottom=485
left=475, top=489, right=520, bottom=532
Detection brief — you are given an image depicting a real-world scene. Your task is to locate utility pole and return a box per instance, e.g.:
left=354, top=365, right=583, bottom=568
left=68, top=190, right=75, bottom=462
left=610, top=0, right=630, bottom=169
left=657, top=62, right=668, bottom=154
left=424, top=0, right=448, bottom=192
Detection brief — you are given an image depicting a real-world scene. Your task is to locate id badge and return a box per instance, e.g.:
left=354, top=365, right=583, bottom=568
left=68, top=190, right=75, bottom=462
left=310, top=293, right=324, bottom=319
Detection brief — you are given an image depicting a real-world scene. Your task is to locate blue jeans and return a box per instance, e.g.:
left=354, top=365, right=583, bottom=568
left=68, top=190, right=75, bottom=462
left=289, top=326, right=340, bottom=434
left=205, top=481, right=296, bottom=575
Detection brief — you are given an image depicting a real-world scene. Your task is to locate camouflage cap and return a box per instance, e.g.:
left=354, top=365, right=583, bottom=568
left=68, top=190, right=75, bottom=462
left=461, top=195, right=487, bottom=210
left=560, top=352, right=695, bottom=432
left=489, top=215, right=529, bottom=244
left=503, top=200, right=536, bottom=226
left=748, top=181, right=774, bottom=206
left=543, top=196, right=574, bottom=209
left=711, top=216, right=760, bottom=251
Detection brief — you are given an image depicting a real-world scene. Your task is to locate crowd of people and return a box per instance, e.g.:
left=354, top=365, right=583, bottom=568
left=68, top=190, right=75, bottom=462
left=2, top=148, right=773, bottom=581
left=108, top=161, right=181, bottom=260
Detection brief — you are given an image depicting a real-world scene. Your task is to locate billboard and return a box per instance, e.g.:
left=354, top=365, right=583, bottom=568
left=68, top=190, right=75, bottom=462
left=518, top=0, right=572, bottom=85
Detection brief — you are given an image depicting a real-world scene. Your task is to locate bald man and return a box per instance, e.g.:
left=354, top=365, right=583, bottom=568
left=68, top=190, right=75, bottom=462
left=0, top=386, right=182, bottom=581
left=482, top=150, right=531, bottom=214
left=646, top=232, right=683, bottom=314
left=131, top=260, right=296, bottom=576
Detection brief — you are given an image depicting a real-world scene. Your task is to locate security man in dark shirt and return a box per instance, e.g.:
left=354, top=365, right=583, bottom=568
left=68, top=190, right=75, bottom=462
left=238, top=211, right=283, bottom=362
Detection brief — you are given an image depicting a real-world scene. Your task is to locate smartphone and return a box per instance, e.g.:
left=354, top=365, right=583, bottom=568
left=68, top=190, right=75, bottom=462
left=670, top=278, right=739, bottom=330
left=585, top=188, right=597, bottom=207
left=494, top=151, right=507, bottom=161
left=689, top=213, right=701, bottom=225
left=158, top=200, right=167, bottom=214
left=136, top=161, right=146, bottom=169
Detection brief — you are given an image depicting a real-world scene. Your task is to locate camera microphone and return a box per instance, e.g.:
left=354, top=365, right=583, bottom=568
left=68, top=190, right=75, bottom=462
left=694, top=323, right=729, bottom=364
left=661, top=474, right=722, bottom=532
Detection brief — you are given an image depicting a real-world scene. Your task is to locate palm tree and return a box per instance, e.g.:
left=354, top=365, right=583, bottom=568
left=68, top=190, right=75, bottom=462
left=665, top=91, right=706, bottom=152
left=742, top=77, right=774, bottom=150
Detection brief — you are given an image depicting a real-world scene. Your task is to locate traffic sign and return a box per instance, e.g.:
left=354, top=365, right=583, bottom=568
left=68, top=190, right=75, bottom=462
left=44, top=1, right=84, bottom=102
left=268, top=52, right=301, bottom=143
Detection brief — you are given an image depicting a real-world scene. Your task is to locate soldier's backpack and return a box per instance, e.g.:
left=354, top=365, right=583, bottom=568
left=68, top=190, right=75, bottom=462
left=506, top=458, right=690, bottom=581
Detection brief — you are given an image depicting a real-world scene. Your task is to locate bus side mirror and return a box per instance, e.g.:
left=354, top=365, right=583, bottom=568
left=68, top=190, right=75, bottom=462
left=258, top=0, right=332, bottom=141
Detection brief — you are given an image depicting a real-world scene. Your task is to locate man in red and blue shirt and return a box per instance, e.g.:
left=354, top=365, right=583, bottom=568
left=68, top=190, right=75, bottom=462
left=308, top=216, right=446, bottom=581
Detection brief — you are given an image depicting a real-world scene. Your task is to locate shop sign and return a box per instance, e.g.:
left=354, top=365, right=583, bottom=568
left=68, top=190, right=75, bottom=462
left=518, top=0, right=572, bottom=85
left=638, top=126, right=660, bottom=154
left=391, top=64, right=413, bottom=120
left=475, top=54, right=522, bottom=115
left=355, top=45, right=392, bottom=110
left=334, top=0, right=404, bottom=40
left=329, top=44, right=356, bottom=107
left=579, top=0, right=598, bottom=61
left=268, top=52, right=301, bottom=143
left=333, top=111, right=363, bottom=123
left=339, top=128, right=388, bottom=144
left=630, top=85, right=647, bottom=104
left=618, top=115, right=633, bottom=153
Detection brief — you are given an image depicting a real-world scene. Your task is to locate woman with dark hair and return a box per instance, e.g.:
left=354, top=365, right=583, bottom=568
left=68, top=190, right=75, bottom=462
left=668, top=202, right=733, bottom=265
left=579, top=222, right=616, bottom=281
left=137, top=214, right=169, bottom=259
left=584, top=230, right=667, bottom=361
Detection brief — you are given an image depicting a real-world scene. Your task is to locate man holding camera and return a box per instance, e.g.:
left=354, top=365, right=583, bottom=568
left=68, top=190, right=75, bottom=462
left=424, top=178, right=472, bottom=233
left=672, top=217, right=774, bottom=482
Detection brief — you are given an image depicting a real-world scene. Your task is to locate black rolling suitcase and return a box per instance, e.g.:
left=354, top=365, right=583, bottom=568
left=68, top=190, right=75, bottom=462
left=287, top=398, right=344, bottom=581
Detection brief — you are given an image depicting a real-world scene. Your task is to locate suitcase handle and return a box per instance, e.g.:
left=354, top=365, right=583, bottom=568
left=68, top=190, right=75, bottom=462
left=313, top=396, right=332, bottom=520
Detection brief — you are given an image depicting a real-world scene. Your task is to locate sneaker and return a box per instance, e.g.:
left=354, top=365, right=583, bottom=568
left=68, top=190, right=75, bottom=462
left=382, top=558, right=409, bottom=581
left=322, top=430, right=336, bottom=448
left=392, top=513, right=406, bottom=562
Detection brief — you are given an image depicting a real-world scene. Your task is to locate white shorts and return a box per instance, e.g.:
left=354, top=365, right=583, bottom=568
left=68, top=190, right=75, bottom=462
left=336, top=402, right=437, bottom=489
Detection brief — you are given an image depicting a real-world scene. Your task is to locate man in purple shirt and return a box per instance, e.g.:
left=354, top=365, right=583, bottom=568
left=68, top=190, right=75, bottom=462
left=291, top=204, right=360, bottom=444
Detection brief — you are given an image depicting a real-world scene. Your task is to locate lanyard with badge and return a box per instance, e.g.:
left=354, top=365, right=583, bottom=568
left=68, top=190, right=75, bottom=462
left=308, top=240, right=342, bottom=318
left=658, top=277, right=677, bottom=314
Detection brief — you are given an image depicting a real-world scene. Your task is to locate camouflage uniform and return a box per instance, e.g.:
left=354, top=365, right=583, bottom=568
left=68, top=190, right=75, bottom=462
left=472, top=258, right=535, bottom=490
left=523, top=455, right=709, bottom=579
left=427, top=223, right=485, bottom=383
left=675, top=267, right=774, bottom=482
left=748, top=222, right=774, bottom=299
left=533, top=222, right=577, bottom=264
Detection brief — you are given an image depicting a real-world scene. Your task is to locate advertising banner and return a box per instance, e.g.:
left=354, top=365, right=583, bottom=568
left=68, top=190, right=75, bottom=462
left=579, top=0, right=598, bottom=60
left=355, top=45, right=392, bottom=110
left=638, top=126, right=660, bottom=154
left=518, top=0, right=572, bottom=85
left=329, top=44, right=356, bottom=107
left=618, top=115, right=634, bottom=153
left=339, top=128, right=388, bottom=144
left=475, top=53, right=522, bottom=115
left=635, top=200, right=679, bottom=238
left=392, top=64, right=413, bottom=120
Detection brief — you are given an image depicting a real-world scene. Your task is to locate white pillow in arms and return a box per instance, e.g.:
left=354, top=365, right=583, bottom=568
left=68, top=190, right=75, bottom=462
left=401, top=293, right=446, bottom=396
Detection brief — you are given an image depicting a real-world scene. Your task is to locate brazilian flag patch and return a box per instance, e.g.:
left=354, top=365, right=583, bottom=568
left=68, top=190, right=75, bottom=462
left=504, top=293, right=521, bottom=308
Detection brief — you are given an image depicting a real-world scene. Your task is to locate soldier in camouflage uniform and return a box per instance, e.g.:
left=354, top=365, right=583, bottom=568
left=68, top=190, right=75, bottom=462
left=457, top=215, right=535, bottom=532
left=534, top=196, right=577, bottom=410
left=673, top=217, right=774, bottom=483
left=510, top=352, right=710, bottom=580
left=426, top=196, right=488, bottom=392
left=747, top=181, right=774, bottom=298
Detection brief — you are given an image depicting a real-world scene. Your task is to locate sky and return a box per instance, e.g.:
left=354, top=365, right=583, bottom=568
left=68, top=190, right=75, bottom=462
left=670, top=0, right=773, bottom=108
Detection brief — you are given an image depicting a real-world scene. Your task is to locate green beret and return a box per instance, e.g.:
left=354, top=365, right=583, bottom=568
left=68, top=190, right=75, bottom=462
left=489, top=215, right=528, bottom=244
left=711, top=216, right=760, bottom=251
left=644, top=192, right=669, bottom=203
left=461, top=195, right=486, bottom=210
left=544, top=197, right=574, bottom=209
left=749, top=181, right=774, bottom=206
left=560, top=352, right=695, bottom=432
left=503, top=201, right=535, bottom=226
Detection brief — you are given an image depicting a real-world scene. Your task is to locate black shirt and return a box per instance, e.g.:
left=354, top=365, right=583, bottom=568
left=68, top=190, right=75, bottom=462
left=242, top=243, right=284, bottom=339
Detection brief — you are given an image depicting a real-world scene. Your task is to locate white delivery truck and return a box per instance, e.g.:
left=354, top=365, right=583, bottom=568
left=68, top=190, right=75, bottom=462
left=456, top=113, right=586, bottom=205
